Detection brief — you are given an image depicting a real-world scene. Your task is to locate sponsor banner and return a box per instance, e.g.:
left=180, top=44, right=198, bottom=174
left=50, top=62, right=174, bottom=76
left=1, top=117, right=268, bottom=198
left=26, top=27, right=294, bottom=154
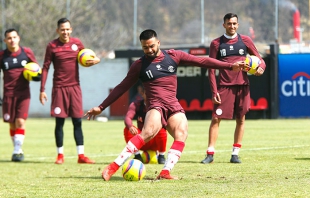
left=279, top=54, right=310, bottom=117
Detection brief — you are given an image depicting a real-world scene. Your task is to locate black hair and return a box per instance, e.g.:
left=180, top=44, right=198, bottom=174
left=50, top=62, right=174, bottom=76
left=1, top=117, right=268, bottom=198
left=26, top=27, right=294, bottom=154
left=223, top=13, right=238, bottom=22
left=57, top=18, right=71, bottom=27
left=139, top=29, right=157, bottom=41
left=4, top=28, right=18, bottom=37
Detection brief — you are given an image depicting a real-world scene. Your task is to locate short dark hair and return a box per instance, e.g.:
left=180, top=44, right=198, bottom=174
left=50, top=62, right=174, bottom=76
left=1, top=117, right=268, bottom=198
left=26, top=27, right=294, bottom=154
left=139, top=29, right=157, bottom=41
left=223, top=13, right=238, bottom=22
left=4, top=28, right=18, bottom=37
left=57, top=18, right=71, bottom=27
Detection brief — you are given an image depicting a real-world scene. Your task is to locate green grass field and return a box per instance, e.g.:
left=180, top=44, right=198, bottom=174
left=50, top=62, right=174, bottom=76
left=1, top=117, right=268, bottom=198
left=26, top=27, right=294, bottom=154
left=0, top=118, right=309, bottom=198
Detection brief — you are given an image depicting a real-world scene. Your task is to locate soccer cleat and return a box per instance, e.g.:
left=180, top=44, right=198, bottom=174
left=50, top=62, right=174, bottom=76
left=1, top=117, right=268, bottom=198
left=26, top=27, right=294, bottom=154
left=11, top=153, right=24, bottom=162
left=78, top=156, right=95, bottom=164
left=55, top=154, right=64, bottom=164
left=201, top=154, right=214, bottom=164
left=156, top=170, right=178, bottom=180
left=230, top=155, right=241, bottom=163
left=157, top=154, right=166, bottom=164
left=133, top=153, right=143, bottom=162
left=101, top=163, right=119, bottom=181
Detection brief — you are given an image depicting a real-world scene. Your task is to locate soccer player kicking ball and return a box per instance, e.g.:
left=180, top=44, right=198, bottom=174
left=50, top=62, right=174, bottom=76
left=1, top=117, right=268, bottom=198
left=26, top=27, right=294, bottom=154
left=85, top=29, right=247, bottom=181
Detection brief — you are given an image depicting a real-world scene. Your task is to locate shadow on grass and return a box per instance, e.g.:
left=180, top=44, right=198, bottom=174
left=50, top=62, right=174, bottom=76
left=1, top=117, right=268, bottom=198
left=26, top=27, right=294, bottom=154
left=0, top=160, right=51, bottom=164
left=45, top=175, right=125, bottom=181
left=295, top=158, right=310, bottom=161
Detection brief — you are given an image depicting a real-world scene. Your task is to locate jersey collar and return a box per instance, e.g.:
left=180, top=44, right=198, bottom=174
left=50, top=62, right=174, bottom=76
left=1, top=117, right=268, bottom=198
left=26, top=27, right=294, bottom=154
left=224, top=33, right=237, bottom=39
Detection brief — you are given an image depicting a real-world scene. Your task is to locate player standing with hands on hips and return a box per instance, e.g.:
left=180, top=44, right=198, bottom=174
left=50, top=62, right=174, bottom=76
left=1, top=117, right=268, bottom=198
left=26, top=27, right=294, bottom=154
left=0, top=28, right=41, bottom=162
left=85, top=29, right=247, bottom=180
left=200, top=13, right=266, bottom=164
left=39, top=18, right=100, bottom=164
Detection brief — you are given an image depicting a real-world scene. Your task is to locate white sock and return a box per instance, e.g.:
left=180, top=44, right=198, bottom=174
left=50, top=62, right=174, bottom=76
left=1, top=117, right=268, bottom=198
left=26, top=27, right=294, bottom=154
left=77, top=145, right=84, bottom=155
left=57, top=146, right=64, bottom=154
left=163, top=149, right=181, bottom=171
left=232, top=146, right=240, bottom=155
left=134, top=151, right=140, bottom=155
left=207, top=146, right=215, bottom=154
left=114, top=141, right=138, bottom=166
left=159, top=152, right=165, bottom=155
left=13, top=134, right=24, bottom=154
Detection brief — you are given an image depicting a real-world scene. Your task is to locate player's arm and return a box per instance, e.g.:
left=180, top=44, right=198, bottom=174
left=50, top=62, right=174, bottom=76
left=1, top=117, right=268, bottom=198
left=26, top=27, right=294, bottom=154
left=39, top=43, right=53, bottom=105
left=172, top=49, right=244, bottom=71
left=242, top=35, right=266, bottom=75
left=208, top=41, right=221, bottom=104
left=84, top=62, right=141, bottom=120
left=124, top=102, right=139, bottom=135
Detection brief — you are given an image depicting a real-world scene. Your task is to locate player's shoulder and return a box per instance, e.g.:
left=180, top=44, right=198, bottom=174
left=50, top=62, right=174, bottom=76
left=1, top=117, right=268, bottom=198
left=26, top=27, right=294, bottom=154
left=48, top=39, right=59, bottom=48
left=21, top=46, right=33, bottom=53
left=70, top=37, right=82, bottom=44
left=0, top=49, right=4, bottom=56
left=239, top=34, right=252, bottom=41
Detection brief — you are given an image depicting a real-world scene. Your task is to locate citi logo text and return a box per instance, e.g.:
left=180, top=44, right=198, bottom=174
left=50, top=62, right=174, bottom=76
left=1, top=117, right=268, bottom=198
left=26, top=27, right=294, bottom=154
left=281, top=72, right=310, bottom=97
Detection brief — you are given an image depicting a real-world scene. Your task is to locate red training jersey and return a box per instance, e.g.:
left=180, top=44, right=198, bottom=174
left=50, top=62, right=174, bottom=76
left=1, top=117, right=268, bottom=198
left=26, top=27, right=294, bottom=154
left=40, top=37, right=84, bottom=92
left=0, top=47, right=38, bottom=97
left=208, top=34, right=266, bottom=96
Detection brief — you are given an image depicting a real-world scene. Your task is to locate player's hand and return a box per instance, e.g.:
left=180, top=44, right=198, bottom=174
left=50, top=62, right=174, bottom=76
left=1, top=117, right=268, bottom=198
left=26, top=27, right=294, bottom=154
left=232, top=61, right=248, bottom=72
left=129, top=126, right=139, bottom=135
left=84, top=106, right=102, bottom=120
left=212, top=93, right=221, bottom=104
left=39, top=92, right=48, bottom=105
left=254, top=67, right=264, bottom=76
left=85, top=56, right=100, bottom=67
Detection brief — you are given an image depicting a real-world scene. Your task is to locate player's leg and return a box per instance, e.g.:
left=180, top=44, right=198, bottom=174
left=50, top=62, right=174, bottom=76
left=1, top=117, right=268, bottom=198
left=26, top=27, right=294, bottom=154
left=230, top=86, right=250, bottom=163
left=70, top=86, right=95, bottom=164
left=230, top=115, right=245, bottom=163
left=201, top=117, right=221, bottom=164
left=124, top=127, right=143, bottom=161
left=11, top=96, right=29, bottom=162
left=55, top=117, right=65, bottom=164
left=102, top=109, right=162, bottom=181
left=157, top=112, right=188, bottom=180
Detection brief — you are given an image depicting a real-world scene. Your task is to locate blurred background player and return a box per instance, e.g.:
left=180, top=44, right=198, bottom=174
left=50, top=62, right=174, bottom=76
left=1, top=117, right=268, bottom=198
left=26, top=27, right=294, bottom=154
left=39, top=18, right=100, bottom=164
left=124, top=85, right=167, bottom=164
left=201, top=13, right=266, bottom=164
left=0, top=28, right=41, bottom=162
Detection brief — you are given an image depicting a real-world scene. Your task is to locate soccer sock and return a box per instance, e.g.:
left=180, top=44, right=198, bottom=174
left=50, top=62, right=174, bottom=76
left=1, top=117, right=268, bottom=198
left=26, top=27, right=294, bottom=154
left=13, top=128, right=25, bottom=154
left=57, top=146, right=64, bottom=154
left=114, top=135, right=145, bottom=166
left=207, top=146, right=215, bottom=155
left=159, top=152, right=165, bottom=155
left=232, top=143, right=241, bottom=155
left=10, top=129, right=15, bottom=145
left=134, top=151, right=141, bottom=155
left=77, top=145, right=84, bottom=157
left=163, top=141, right=185, bottom=172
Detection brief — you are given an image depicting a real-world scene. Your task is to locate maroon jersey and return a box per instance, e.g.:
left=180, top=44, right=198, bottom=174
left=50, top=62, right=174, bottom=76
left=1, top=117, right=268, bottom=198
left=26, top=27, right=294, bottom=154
left=208, top=34, right=266, bottom=96
left=99, top=49, right=233, bottom=111
left=124, top=99, right=145, bottom=130
left=0, top=47, right=38, bottom=97
left=40, top=37, right=84, bottom=92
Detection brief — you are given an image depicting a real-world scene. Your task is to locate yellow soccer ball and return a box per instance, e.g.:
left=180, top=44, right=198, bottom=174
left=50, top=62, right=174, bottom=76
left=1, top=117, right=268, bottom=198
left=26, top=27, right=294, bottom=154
left=141, top=150, right=158, bottom=164
left=23, top=62, right=42, bottom=81
left=122, top=159, right=146, bottom=181
left=77, top=48, right=95, bottom=67
left=245, top=55, right=261, bottom=75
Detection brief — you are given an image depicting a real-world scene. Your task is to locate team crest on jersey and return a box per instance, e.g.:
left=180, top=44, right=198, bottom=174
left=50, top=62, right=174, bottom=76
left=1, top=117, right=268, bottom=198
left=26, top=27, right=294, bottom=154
left=13, top=58, right=18, bottom=64
left=71, top=44, right=78, bottom=51
left=229, top=46, right=234, bottom=51
left=215, top=108, right=223, bottom=115
left=156, top=64, right=162, bottom=70
left=168, top=66, right=175, bottom=72
left=239, top=49, right=245, bottom=55
left=21, top=60, right=27, bottom=66
left=4, top=113, right=10, bottom=121
left=54, top=107, right=61, bottom=115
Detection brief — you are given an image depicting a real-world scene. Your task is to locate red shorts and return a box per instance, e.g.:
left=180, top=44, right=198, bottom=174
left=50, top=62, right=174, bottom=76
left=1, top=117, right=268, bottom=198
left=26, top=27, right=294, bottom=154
left=2, top=95, right=30, bottom=123
left=123, top=127, right=167, bottom=152
left=51, top=85, right=83, bottom=118
left=148, top=101, right=185, bottom=127
left=213, top=85, right=250, bottom=119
